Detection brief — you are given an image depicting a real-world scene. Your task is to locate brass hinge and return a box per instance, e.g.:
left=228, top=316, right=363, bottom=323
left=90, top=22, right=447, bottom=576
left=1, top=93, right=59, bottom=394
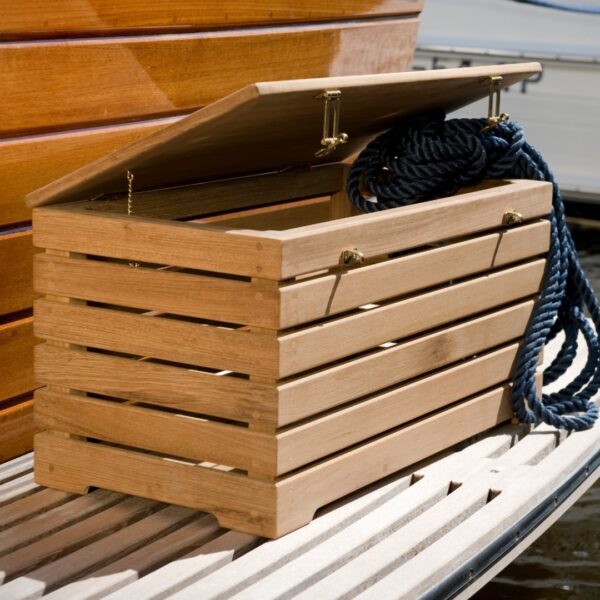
left=482, top=76, right=510, bottom=133
left=315, top=90, right=349, bottom=157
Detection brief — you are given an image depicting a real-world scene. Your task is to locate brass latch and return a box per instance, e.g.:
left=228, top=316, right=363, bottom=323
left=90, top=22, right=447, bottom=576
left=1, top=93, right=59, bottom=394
left=502, top=210, right=524, bottom=226
left=315, top=90, right=349, bottom=157
left=339, top=248, right=365, bottom=267
left=482, top=76, right=510, bottom=132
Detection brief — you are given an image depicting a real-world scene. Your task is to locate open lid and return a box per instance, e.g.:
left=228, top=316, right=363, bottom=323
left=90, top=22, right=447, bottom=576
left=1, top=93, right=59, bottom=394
left=27, top=62, right=541, bottom=208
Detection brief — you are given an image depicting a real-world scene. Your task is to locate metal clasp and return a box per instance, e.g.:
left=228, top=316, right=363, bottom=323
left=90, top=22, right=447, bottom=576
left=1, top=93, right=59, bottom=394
left=315, top=90, right=349, bottom=157
left=482, top=76, right=509, bottom=132
left=502, top=210, right=524, bottom=226
left=339, top=248, right=365, bottom=267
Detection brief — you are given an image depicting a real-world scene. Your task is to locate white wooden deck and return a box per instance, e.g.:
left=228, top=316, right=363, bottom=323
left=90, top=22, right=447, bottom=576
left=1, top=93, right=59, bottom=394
left=1, top=345, right=599, bottom=599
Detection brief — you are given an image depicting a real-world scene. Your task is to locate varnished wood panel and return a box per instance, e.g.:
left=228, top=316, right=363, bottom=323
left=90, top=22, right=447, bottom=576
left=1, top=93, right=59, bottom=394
left=280, top=221, right=550, bottom=327
left=35, top=344, right=278, bottom=425
left=0, top=118, right=175, bottom=227
left=34, top=254, right=281, bottom=328
left=33, top=207, right=283, bottom=279
left=0, top=1, right=423, bottom=38
left=0, top=231, right=38, bottom=317
left=278, top=260, right=545, bottom=377
left=277, top=301, right=536, bottom=425
left=34, top=299, right=280, bottom=377
left=277, top=345, right=519, bottom=473
left=34, top=432, right=279, bottom=537
left=0, top=317, right=39, bottom=404
left=35, top=389, right=277, bottom=474
left=0, top=400, right=36, bottom=463
left=27, top=64, right=541, bottom=208
left=3, top=19, right=419, bottom=136
left=279, top=180, right=552, bottom=277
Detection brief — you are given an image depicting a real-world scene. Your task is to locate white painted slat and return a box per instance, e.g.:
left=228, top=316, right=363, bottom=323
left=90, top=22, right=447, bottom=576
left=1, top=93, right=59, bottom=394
left=295, top=464, right=532, bottom=600
left=357, top=411, right=600, bottom=600
left=296, top=417, right=574, bottom=599
left=0, top=496, right=158, bottom=584
left=0, top=453, right=33, bottom=484
left=169, top=428, right=518, bottom=600
left=0, top=488, right=74, bottom=533
left=104, top=531, right=258, bottom=600
left=43, top=514, right=220, bottom=600
left=0, top=489, right=121, bottom=557
left=0, top=504, right=198, bottom=600
left=0, top=473, right=38, bottom=507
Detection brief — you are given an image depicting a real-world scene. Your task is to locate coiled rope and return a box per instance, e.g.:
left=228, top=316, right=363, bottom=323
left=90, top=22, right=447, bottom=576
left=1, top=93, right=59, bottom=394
left=347, top=111, right=600, bottom=431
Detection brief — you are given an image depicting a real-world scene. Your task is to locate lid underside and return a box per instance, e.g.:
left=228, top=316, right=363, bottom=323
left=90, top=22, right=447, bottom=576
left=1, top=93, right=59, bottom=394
left=27, top=62, right=541, bottom=208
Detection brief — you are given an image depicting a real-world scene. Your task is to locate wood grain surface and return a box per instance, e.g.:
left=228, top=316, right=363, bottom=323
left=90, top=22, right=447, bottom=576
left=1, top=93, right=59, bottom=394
left=0, top=118, right=176, bottom=227
left=33, top=299, right=280, bottom=377
left=3, top=19, right=418, bottom=136
left=0, top=1, right=423, bottom=38
left=0, top=231, right=38, bottom=317
left=277, top=260, right=546, bottom=377
left=0, top=317, right=39, bottom=404
left=34, top=344, right=278, bottom=425
left=0, top=400, right=36, bottom=463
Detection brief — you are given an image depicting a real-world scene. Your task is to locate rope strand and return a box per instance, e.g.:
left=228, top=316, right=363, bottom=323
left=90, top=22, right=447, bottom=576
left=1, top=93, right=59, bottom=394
left=347, top=110, right=599, bottom=431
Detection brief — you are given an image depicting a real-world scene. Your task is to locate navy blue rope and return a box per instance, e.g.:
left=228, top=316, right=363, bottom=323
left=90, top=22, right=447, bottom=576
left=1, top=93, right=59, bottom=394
left=347, top=111, right=599, bottom=431
left=509, top=0, right=600, bottom=14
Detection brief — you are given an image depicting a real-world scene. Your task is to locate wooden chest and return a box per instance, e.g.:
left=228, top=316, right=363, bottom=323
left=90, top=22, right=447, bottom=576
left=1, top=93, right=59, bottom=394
left=27, top=63, right=551, bottom=538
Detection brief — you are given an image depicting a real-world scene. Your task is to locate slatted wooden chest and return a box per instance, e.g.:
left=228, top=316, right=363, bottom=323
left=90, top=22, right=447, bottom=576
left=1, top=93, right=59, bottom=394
left=26, top=63, right=551, bottom=538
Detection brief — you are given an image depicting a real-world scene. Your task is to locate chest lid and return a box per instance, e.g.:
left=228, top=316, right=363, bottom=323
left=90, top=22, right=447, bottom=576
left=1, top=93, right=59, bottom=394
left=27, top=62, right=541, bottom=208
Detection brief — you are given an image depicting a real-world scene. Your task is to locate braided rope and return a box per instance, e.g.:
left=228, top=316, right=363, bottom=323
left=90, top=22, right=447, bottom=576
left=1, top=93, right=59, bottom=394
left=347, top=110, right=599, bottom=431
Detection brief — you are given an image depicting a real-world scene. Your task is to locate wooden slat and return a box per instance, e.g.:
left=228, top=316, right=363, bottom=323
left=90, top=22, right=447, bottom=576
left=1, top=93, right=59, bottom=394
left=0, top=1, right=423, bottom=38
left=34, top=299, right=279, bottom=377
left=278, top=301, right=535, bottom=425
left=42, top=516, right=222, bottom=600
left=35, top=389, right=278, bottom=475
left=0, top=118, right=175, bottom=228
left=103, top=531, right=258, bottom=600
left=289, top=467, right=532, bottom=600
left=0, top=473, right=38, bottom=506
left=0, top=496, right=158, bottom=584
left=0, top=401, right=37, bottom=464
left=278, top=260, right=546, bottom=378
left=0, top=489, right=121, bottom=557
left=77, top=163, right=343, bottom=220
left=34, top=384, right=513, bottom=538
left=34, top=433, right=278, bottom=537
left=358, top=419, right=600, bottom=600
left=0, top=231, right=37, bottom=317
left=293, top=424, right=562, bottom=600
left=0, top=488, right=74, bottom=532
left=33, top=206, right=282, bottom=279
left=196, top=197, right=331, bottom=230
left=2, top=19, right=418, bottom=136
left=277, top=344, right=519, bottom=473
left=275, top=385, right=514, bottom=536
left=280, top=220, right=550, bottom=327
left=34, top=344, right=278, bottom=425
left=0, top=505, right=200, bottom=600
left=278, top=179, right=552, bottom=277
left=0, top=317, right=38, bottom=404
left=0, top=453, right=32, bottom=485
left=34, top=254, right=281, bottom=328
left=167, top=427, right=519, bottom=600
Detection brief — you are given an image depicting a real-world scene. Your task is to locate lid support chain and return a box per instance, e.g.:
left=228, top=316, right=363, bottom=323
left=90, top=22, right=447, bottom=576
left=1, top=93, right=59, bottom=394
left=315, top=90, right=349, bottom=157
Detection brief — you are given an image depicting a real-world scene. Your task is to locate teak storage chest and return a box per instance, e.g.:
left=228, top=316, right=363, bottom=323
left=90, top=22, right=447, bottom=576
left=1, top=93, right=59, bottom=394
left=28, top=63, right=551, bottom=538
